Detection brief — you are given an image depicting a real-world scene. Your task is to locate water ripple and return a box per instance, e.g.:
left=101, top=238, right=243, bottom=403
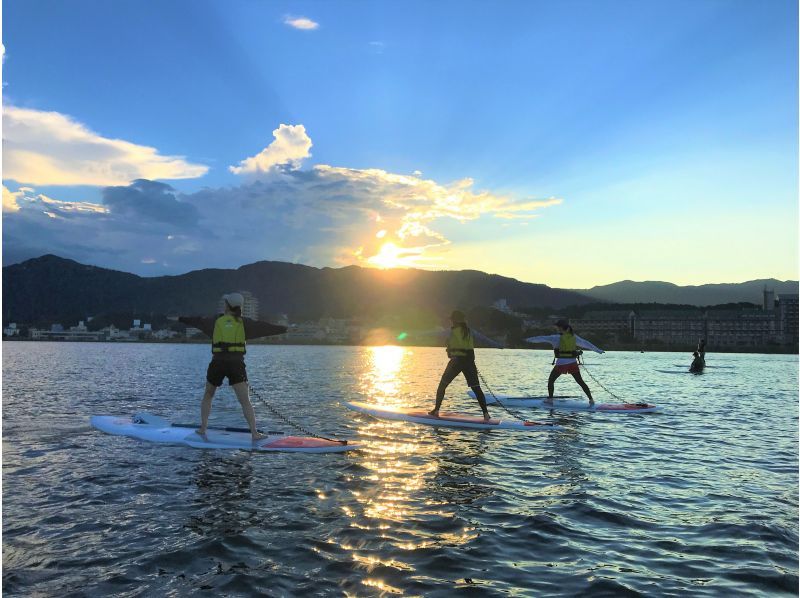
left=3, top=343, right=798, bottom=595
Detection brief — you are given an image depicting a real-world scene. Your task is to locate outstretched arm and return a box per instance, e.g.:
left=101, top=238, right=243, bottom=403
left=178, top=316, right=215, bottom=338
left=472, top=329, right=505, bottom=349
left=524, top=334, right=560, bottom=347
left=576, top=335, right=604, bottom=354
left=242, top=317, right=288, bottom=339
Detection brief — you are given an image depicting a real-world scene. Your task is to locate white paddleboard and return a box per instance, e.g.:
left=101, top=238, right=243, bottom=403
left=91, top=413, right=362, bottom=453
left=344, top=401, right=560, bottom=431
left=672, top=364, right=734, bottom=369
left=655, top=369, right=703, bottom=375
left=469, top=391, right=659, bottom=413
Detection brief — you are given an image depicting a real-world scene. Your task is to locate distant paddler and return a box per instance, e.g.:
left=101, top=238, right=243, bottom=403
left=179, top=293, right=287, bottom=443
left=689, top=351, right=705, bottom=374
left=429, top=310, right=501, bottom=421
left=525, top=319, right=604, bottom=406
left=696, top=338, right=707, bottom=365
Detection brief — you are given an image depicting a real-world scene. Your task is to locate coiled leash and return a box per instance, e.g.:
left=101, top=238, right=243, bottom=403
left=249, top=385, right=348, bottom=445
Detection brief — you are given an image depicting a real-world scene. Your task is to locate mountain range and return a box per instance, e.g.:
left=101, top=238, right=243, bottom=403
left=2, top=255, right=591, bottom=325
left=574, top=279, right=798, bottom=306
left=3, top=255, right=796, bottom=325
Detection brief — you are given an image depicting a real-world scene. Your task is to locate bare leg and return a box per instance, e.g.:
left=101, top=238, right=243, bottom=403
left=232, top=381, right=265, bottom=441
left=198, top=382, right=217, bottom=437
left=545, top=368, right=560, bottom=403
left=571, top=371, right=594, bottom=405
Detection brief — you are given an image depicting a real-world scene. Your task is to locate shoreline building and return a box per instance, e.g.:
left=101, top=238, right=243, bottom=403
left=550, top=288, right=798, bottom=349
left=574, top=310, right=636, bottom=338
left=29, top=321, right=105, bottom=341
left=777, top=293, right=799, bottom=346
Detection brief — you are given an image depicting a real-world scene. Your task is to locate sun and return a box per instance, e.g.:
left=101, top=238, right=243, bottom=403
left=368, top=242, right=408, bottom=269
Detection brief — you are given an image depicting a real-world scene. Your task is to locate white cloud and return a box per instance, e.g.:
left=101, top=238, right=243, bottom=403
left=294, top=165, right=559, bottom=267
left=2, top=185, right=20, bottom=212
left=2, top=106, right=209, bottom=186
left=229, top=124, right=313, bottom=177
left=3, top=127, right=562, bottom=273
left=2, top=185, right=107, bottom=215
left=284, top=16, right=319, bottom=30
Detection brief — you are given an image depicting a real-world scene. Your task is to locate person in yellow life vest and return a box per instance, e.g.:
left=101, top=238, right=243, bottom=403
left=429, top=310, right=492, bottom=420
left=179, top=292, right=287, bottom=442
left=525, top=319, right=604, bottom=406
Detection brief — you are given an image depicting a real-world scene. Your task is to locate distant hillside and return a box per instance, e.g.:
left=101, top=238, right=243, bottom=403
left=573, top=279, right=799, bottom=306
left=2, top=255, right=594, bottom=325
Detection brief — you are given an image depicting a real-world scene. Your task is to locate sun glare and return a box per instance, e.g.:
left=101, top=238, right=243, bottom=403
left=368, top=242, right=408, bottom=269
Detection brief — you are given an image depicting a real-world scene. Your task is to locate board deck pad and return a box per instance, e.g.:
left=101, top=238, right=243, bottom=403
left=344, top=401, right=560, bottom=431
left=91, top=414, right=362, bottom=453
left=468, top=391, right=658, bottom=413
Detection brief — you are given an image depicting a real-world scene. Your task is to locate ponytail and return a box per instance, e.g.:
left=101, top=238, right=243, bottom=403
left=225, top=300, right=243, bottom=322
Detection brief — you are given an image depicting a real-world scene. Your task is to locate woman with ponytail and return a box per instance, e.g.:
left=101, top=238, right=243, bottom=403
left=179, top=292, right=287, bottom=443
left=429, top=310, right=493, bottom=420
left=525, top=319, right=604, bottom=406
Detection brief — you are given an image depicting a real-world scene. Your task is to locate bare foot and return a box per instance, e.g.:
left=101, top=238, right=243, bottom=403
left=542, top=398, right=554, bottom=405
left=427, top=410, right=440, bottom=417
left=196, top=428, right=209, bottom=441
left=482, top=413, right=491, bottom=421
left=252, top=432, right=267, bottom=443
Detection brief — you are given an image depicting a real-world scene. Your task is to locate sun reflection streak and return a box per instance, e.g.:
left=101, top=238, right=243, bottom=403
left=324, top=347, right=484, bottom=592
left=361, top=346, right=407, bottom=406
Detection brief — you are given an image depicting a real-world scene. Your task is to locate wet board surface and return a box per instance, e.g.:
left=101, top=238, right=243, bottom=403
left=91, top=414, right=361, bottom=453
left=344, top=401, right=560, bottom=431
left=469, top=391, right=659, bottom=413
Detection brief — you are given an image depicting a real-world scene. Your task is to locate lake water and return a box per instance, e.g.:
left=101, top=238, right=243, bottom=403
left=2, top=342, right=798, bottom=596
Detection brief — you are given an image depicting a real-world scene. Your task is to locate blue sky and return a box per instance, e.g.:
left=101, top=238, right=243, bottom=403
left=2, top=0, right=797, bottom=287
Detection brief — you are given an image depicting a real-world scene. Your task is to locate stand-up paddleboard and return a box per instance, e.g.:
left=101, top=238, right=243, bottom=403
left=468, top=391, right=658, bottom=413
left=655, top=369, right=703, bottom=375
left=344, top=401, right=560, bottom=431
left=672, top=364, right=734, bottom=369
left=91, top=413, right=361, bottom=453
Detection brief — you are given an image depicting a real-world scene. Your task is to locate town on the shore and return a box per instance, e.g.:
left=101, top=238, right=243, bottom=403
left=4, top=289, right=798, bottom=353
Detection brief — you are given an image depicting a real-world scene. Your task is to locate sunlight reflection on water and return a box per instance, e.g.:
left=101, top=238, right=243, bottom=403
left=2, top=343, right=797, bottom=596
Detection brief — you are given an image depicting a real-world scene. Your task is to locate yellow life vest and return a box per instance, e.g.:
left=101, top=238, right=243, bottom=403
left=554, top=331, right=579, bottom=358
left=447, top=326, right=474, bottom=357
left=212, top=314, right=246, bottom=354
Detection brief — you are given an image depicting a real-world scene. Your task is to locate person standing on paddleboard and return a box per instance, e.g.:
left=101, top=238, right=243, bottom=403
left=429, top=310, right=493, bottom=421
left=696, top=338, right=707, bottom=363
left=689, top=351, right=705, bottom=373
left=179, top=293, right=287, bottom=443
left=525, top=319, right=603, bottom=406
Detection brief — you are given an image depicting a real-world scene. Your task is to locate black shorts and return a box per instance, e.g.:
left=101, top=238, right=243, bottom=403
left=439, top=356, right=480, bottom=388
left=206, top=357, right=248, bottom=387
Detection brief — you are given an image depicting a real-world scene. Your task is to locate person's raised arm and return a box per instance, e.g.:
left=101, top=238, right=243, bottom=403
left=472, top=329, right=505, bottom=349
left=523, top=334, right=560, bottom=347
left=242, top=318, right=288, bottom=339
left=575, top=335, right=604, bottom=354
left=178, top=316, right=215, bottom=338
